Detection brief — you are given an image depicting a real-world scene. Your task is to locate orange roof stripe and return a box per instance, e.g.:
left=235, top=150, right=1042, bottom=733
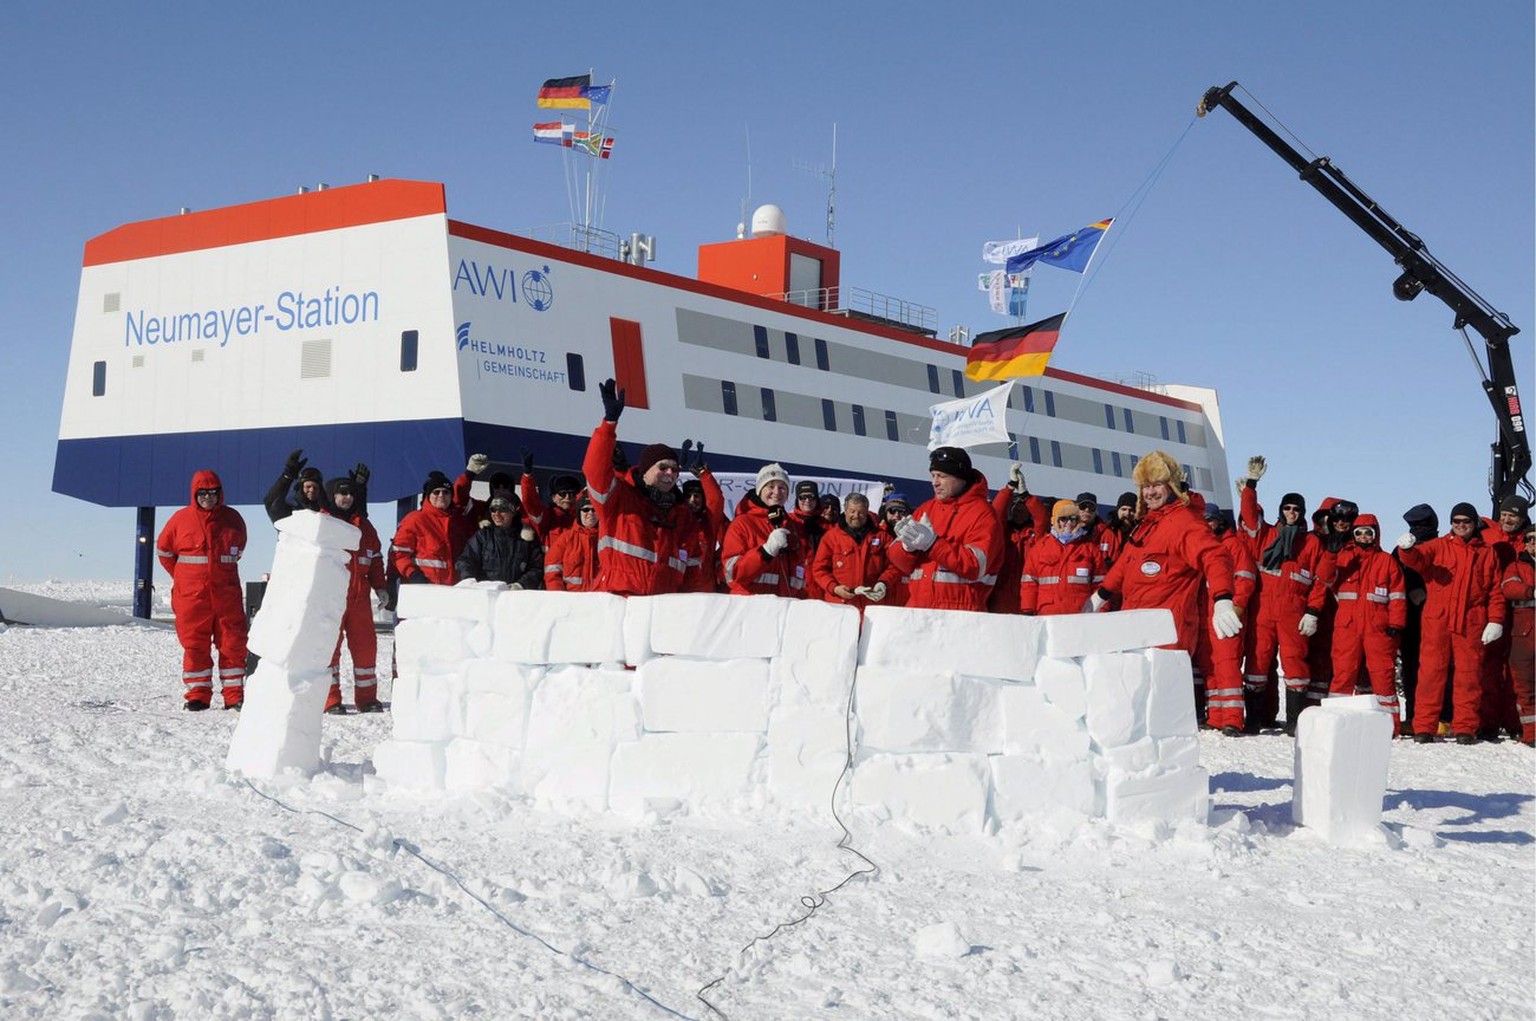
left=82, top=179, right=447, bottom=266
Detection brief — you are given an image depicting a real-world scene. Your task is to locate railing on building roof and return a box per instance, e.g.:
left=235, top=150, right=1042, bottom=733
left=764, top=285, right=938, bottom=337
left=517, top=222, right=625, bottom=261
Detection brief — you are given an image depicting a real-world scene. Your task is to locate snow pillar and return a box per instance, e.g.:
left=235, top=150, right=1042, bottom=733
left=1291, top=694, right=1393, bottom=844
left=226, top=511, right=360, bottom=779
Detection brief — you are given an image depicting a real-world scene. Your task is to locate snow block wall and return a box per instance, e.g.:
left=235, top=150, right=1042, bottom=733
left=374, top=589, right=1209, bottom=834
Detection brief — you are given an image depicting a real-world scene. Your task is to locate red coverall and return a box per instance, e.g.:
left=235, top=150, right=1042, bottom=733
left=156, top=470, right=249, bottom=707
left=1097, top=498, right=1236, bottom=658
left=1020, top=533, right=1107, bottom=616
left=1328, top=516, right=1408, bottom=728
left=987, top=489, right=1048, bottom=614
left=1479, top=524, right=1525, bottom=734
left=583, top=422, right=702, bottom=596
left=1238, top=486, right=1336, bottom=708
left=544, top=520, right=601, bottom=591
left=1399, top=532, right=1506, bottom=738
left=1499, top=551, right=1535, bottom=743
left=1195, top=529, right=1257, bottom=731
left=391, top=500, right=477, bottom=585
left=328, top=510, right=386, bottom=711
left=886, top=471, right=1004, bottom=612
left=684, top=471, right=729, bottom=593
left=722, top=493, right=810, bottom=597
left=520, top=474, right=580, bottom=550
left=812, top=518, right=903, bottom=613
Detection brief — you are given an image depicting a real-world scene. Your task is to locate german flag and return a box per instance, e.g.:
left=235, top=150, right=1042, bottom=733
left=537, top=74, right=591, bottom=109
left=965, top=313, right=1065, bottom=381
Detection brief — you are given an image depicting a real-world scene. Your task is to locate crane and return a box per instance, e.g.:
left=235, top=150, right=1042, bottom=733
left=1196, top=80, right=1531, bottom=511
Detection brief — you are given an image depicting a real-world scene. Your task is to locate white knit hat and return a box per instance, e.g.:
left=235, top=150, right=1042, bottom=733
left=756, top=463, right=790, bottom=491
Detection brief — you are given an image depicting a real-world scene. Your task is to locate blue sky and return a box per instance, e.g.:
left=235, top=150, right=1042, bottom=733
left=2, top=2, right=1531, bottom=581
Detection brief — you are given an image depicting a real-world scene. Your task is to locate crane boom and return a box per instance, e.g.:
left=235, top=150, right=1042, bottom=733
left=1197, top=80, right=1531, bottom=510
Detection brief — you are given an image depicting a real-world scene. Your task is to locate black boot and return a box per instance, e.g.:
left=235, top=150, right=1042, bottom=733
left=1243, top=689, right=1263, bottom=735
left=1283, top=689, right=1306, bottom=736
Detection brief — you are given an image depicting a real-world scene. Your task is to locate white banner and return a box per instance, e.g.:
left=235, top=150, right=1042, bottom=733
left=981, top=237, right=1039, bottom=265
left=928, top=381, right=1013, bottom=450
left=977, top=271, right=1031, bottom=292
left=988, top=271, right=1008, bottom=315
left=712, top=472, right=887, bottom=513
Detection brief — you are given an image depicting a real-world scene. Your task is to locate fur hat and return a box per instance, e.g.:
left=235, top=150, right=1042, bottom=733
left=1130, top=451, right=1189, bottom=516
left=421, top=471, right=453, bottom=498
left=634, top=443, right=679, bottom=480
left=929, top=446, right=973, bottom=479
left=1051, top=499, right=1080, bottom=525
left=756, top=463, right=790, bottom=492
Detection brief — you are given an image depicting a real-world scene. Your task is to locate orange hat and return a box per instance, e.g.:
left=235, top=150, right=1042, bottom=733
left=1051, top=498, right=1080, bottom=523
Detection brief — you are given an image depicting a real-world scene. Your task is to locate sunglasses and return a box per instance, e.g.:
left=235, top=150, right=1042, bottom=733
left=1450, top=517, right=1475, bottom=525
left=1055, top=515, right=1079, bottom=524
left=429, top=487, right=451, bottom=496
left=1281, top=505, right=1303, bottom=513
left=1352, top=528, right=1376, bottom=537
left=196, top=489, right=220, bottom=498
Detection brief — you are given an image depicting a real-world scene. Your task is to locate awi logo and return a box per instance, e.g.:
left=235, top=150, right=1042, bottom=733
left=456, top=322, right=473, bottom=350
left=521, top=268, right=554, bottom=311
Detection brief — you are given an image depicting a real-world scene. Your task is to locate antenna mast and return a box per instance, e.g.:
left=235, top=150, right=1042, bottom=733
left=793, top=122, right=838, bottom=247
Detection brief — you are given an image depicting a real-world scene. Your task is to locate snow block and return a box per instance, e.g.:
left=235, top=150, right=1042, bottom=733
left=445, top=738, right=522, bottom=793
left=622, top=596, right=656, bottom=667
left=225, top=664, right=333, bottom=778
left=1083, top=652, right=1151, bottom=750
left=855, top=668, right=1004, bottom=754
left=859, top=606, right=1043, bottom=682
left=273, top=507, right=362, bottom=552
left=462, top=688, right=531, bottom=748
left=647, top=593, right=788, bottom=659
left=1156, top=735, right=1201, bottom=772
left=462, top=659, right=544, bottom=696
left=990, top=754, right=1095, bottom=829
left=393, top=617, right=476, bottom=677
left=521, top=666, right=641, bottom=809
left=1102, top=736, right=1158, bottom=774
left=1106, top=766, right=1209, bottom=826
left=1144, top=648, right=1198, bottom=738
left=608, top=733, right=762, bottom=818
left=1292, top=695, right=1393, bottom=845
left=1042, top=609, right=1177, bottom=659
left=247, top=542, right=350, bottom=667
left=997, top=684, right=1090, bottom=762
left=848, top=752, right=991, bottom=834
left=765, top=704, right=851, bottom=812
left=1035, top=656, right=1087, bottom=720
left=636, top=657, right=771, bottom=733
left=773, top=599, right=861, bottom=708
left=491, top=590, right=627, bottom=664
left=372, top=739, right=446, bottom=792
left=395, top=583, right=501, bottom=623
left=390, top=668, right=464, bottom=744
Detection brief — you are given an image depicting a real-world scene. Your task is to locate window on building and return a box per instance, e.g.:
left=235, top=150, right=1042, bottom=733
left=91, top=361, right=106, bottom=396
left=885, top=409, right=899, bottom=441
left=951, top=369, right=965, bottom=397
left=926, top=364, right=941, bottom=394
left=722, top=380, right=738, bottom=416
left=761, top=387, right=777, bottom=422
left=1105, top=404, right=1116, bottom=430
left=785, top=332, right=801, bottom=365
left=814, top=337, right=830, bottom=371
left=1044, top=391, right=1056, bottom=417
left=400, top=330, right=419, bottom=372
left=1050, top=440, right=1063, bottom=468
left=1176, top=420, right=1187, bottom=444
left=1159, top=416, right=1170, bottom=441
left=852, top=404, right=867, bottom=436
left=1093, top=449, right=1104, bottom=474
left=1122, top=407, right=1134, bottom=433
left=1112, top=451, right=1123, bottom=477
left=566, top=352, right=586, bottom=391
left=1022, top=386, right=1035, bottom=414
left=753, top=325, right=770, bottom=360
left=1029, top=436, right=1042, bottom=464
left=822, top=399, right=837, bottom=432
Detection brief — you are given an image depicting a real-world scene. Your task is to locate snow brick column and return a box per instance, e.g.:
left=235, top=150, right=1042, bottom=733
left=226, top=511, right=360, bottom=779
left=1292, top=694, right=1393, bottom=845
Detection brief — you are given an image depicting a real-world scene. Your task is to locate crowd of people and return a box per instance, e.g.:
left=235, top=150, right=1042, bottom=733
left=155, top=379, right=1534, bottom=744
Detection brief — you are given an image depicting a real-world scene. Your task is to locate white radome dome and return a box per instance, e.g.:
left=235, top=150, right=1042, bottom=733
left=750, top=204, right=786, bottom=238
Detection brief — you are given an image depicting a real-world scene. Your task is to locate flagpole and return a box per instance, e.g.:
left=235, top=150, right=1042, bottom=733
left=1063, top=219, right=1114, bottom=317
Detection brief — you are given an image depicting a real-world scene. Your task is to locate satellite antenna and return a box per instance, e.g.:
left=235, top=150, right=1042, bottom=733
left=737, top=125, right=753, bottom=239
left=793, top=123, right=837, bottom=247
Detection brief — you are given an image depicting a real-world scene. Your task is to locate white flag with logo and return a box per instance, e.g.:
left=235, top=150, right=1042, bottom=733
left=928, top=381, right=1013, bottom=449
left=982, top=237, right=1039, bottom=265
left=987, top=270, right=1008, bottom=315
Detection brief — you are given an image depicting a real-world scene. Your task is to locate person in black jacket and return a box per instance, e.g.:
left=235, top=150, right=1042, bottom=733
left=454, top=497, right=545, bottom=588
left=263, top=449, right=330, bottom=523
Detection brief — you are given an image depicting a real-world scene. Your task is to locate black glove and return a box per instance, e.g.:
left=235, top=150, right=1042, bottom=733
left=612, top=444, right=631, bottom=473
left=403, top=572, right=429, bottom=585
left=521, top=447, right=535, bottom=476
left=692, top=442, right=708, bottom=474
left=284, top=449, right=307, bottom=476
left=351, top=462, right=370, bottom=485
left=1385, top=626, right=1402, bottom=639
left=599, top=378, right=626, bottom=422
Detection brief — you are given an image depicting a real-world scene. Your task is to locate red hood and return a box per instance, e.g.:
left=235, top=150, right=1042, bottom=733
left=189, top=469, right=223, bottom=508
left=1353, top=512, right=1382, bottom=551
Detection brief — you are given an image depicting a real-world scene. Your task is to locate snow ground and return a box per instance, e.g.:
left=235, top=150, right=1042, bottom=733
left=0, top=582, right=1531, bottom=1020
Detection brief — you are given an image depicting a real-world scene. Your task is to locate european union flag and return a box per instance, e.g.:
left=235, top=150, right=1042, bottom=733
left=1005, top=218, right=1113, bottom=275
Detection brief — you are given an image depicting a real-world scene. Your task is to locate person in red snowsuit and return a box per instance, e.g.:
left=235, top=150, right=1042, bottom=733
left=988, top=464, right=1049, bottom=614
left=1328, top=514, right=1408, bottom=730
left=544, top=498, right=602, bottom=591
left=790, top=480, right=829, bottom=600
left=325, top=474, right=388, bottom=713
left=583, top=380, right=702, bottom=596
left=678, top=442, right=728, bottom=592
left=1103, top=491, right=1138, bottom=567
left=886, top=447, right=1004, bottom=612
left=1478, top=495, right=1530, bottom=739
left=157, top=470, right=249, bottom=710
left=392, top=472, right=478, bottom=586
left=1194, top=501, right=1255, bottom=733
left=1236, top=456, right=1336, bottom=733
left=812, top=492, right=902, bottom=613
left=518, top=449, right=583, bottom=550
left=1021, top=499, right=1108, bottom=617
left=1499, top=521, right=1535, bottom=745
left=1093, top=453, right=1241, bottom=675
left=1397, top=502, right=1509, bottom=743
left=722, top=463, right=810, bottom=597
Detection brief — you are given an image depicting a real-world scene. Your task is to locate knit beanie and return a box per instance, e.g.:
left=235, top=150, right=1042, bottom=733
left=421, top=471, right=452, bottom=498
left=1051, top=498, right=1079, bottom=524
left=929, top=446, right=972, bottom=479
left=1450, top=501, right=1480, bottom=523
left=756, top=463, right=790, bottom=491
left=634, top=443, right=679, bottom=479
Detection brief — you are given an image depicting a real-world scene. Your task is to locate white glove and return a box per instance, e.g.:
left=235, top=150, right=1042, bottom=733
left=374, top=589, right=389, bottom=611
left=1212, top=598, right=1243, bottom=639
left=1009, top=462, right=1025, bottom=493
left=509, top=583, right=524, bottom=591
left=466, top=453, right=490, bottom=474
left=1246, top=455, right=1267, bottom=481
left=1395, top=532, right=1416, bottom=550
left=896, top=515, right=935, bottom=552
left=1482, top=622, right=1505, bottom=645
left=1088, top=591, right=1108, bottom=612
left=866, top=581, right=887, bottom=603
left=763, top=528, right=791, bottom=557
left=1298, top=612, right=1318, bottom=637
left=1235, top=479, right=1247, bottom=500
